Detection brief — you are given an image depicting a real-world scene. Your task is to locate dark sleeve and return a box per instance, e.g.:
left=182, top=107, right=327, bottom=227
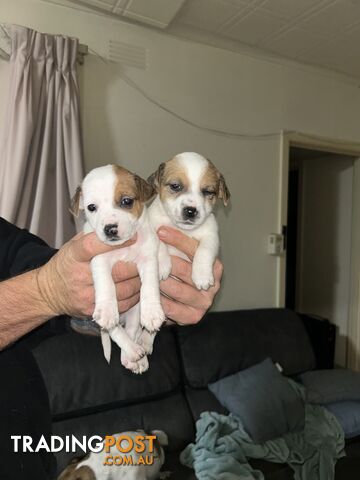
left=0, top=218, right=57, bottom=280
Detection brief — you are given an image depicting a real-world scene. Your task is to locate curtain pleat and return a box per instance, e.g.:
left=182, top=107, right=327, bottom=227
left=0, top=24, right=85, bottom=247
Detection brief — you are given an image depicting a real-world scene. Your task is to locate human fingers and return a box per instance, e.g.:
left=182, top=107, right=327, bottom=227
left=118, top=293, right=140, bottom=314
left=115, top=277, right=141, bottom=302
left=71, top=232, right=137, bottom=263
left=112, top=261, right=139, bottom=283
left=160, top=277, right=212, bottom=311
left=157, top=227, right=198, bottom=260
left=160, top=295, right=203, bottom=325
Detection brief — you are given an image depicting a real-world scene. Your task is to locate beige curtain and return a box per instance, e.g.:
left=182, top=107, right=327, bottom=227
left=0, top=25, right=84, bottom=247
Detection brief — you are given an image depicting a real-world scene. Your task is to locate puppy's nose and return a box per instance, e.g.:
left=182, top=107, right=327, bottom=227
left=104, top=223, right=118, bottom=238
left=182, top=206, right=198, bottom=220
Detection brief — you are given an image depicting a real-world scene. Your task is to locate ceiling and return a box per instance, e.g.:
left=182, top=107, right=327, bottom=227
left=44, top=0, right=360, bottom=79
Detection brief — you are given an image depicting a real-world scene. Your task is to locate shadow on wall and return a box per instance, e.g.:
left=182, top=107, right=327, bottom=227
left=78, top=54, right=127, bottom=173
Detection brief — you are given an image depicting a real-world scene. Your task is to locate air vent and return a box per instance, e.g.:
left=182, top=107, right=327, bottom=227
left=108, top=40, right=147, bottom=70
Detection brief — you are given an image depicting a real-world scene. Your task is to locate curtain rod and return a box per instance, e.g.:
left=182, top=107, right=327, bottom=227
left=0, top=43, right=88, bottom=65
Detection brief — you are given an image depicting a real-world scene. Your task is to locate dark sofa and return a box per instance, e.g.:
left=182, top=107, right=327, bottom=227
left=32, top=308, right=360, bottom=479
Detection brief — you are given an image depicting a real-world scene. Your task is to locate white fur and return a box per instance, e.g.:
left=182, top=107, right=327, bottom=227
left=148, top=152, right=220, bottom=290
left=79, top=165, right=165, bottom=373
left=59, top=431, right=170, bottom=480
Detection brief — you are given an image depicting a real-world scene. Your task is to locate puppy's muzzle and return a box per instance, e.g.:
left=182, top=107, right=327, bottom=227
left=182, top=206, right=198, bottom=222
left=104, top=223, right=119, bottom=240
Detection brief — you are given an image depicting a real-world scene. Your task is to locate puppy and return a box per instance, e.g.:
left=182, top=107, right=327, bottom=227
left=58, top=430, right=169, bottom=480
left=147, top=151, right=229, bottom=312
left=70, top=165, right=165, bottom=373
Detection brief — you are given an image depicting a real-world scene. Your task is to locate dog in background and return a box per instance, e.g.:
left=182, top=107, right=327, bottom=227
left=70, top=165, right=165, bottom=373
left=58, top=430, right=169, bottom=480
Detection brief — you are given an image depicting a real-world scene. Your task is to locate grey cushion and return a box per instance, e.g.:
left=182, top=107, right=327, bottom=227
left=300, top=369, right=360, bottom=404
left=208, top=358, right=305, bottom=443
left=325, top=402, right=360, bottom=439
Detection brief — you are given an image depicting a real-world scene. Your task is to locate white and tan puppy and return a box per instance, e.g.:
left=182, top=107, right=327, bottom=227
left=71, top=165, right=165, bottom=373
left=58, top=430, right=169, bottom=480
left=148, top=152, right=230, bottom=290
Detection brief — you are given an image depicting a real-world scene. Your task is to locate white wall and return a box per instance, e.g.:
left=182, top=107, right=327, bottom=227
left=297, top=155, right=354, bottom=367
left=1, top=0, right=360, bottom=311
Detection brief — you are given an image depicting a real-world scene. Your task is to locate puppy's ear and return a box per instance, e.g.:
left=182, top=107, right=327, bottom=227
left=69, top=186, right=83, bottom=217
left=151, top=430, right=169, bottom=447
left=218, top=173, right=231, bottom=206
left=58, top=463, right=95, bottom=480
left=207, top=159, right=231, bottom=206
left=135, top=175, right=155, bottom=203
left=147, top=163, right=165, bottom=192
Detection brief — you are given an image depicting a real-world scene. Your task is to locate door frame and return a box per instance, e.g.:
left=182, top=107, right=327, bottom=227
left=277, top=131, right=360, bottom=370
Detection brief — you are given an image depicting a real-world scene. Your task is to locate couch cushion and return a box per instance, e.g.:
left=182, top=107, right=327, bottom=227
left=176, top=309, right=316, bottom=388
left=208, top=358, right=305, bottom=443
left=300, top=369, right=360, bottom=404
left=325, top=402, right=360, bottom=439
left=185, top=388, right=228, bottom=422
left=33, top=327, right=180, bottom=417
left=53, top=393, right=195, bottom=474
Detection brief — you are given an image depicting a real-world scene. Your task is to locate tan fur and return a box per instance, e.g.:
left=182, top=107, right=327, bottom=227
left=58, top=455, right=96, bottom=480
left=112, top=165, right=154, bottom=218
left=69, top=186, right=82, bottom=217
left=148, top=157, right=230, bottom=206
left=206, top=159, right=231, bottom=206
left=148, top=158, right=190, bottom=201
left=200, top=163, right=219, bottom=206
left=147, top=162, right=165, bottom=190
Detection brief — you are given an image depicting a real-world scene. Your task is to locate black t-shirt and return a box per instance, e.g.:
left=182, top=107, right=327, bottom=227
left=0, top=217, right=57, bottom=280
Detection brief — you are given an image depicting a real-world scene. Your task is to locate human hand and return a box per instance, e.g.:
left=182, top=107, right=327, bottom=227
left=36, top=232, right=140, bottom=318
left=157, top=227, right=223, bottom=325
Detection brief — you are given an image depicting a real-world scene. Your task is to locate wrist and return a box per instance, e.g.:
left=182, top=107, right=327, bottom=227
left=35, top=263, right=63, bottom=317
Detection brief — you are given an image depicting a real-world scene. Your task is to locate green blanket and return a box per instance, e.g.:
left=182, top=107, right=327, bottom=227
left=180, top=381, right=345, bottom=480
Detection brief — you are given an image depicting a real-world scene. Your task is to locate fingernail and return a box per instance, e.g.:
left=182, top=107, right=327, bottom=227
left=157, top=227, right=168, bottom=239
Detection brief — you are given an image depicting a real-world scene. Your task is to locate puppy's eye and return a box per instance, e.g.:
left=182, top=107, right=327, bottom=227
left=202, top=189, right=215, bottom=197
left=169, top=183, right=183, bottom=192
left=120, top=197, right=134, bottom=208
left=87, top=204, right=97, bottom=212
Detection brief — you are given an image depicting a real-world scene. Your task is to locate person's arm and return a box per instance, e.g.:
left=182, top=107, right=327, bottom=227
left=0, top=269, right=56, bottom=349
left=157, top=227, right=223, bottom=325
left=0, top=232, right=137, bottom=350
left=0, top=217, right=56, bottom=280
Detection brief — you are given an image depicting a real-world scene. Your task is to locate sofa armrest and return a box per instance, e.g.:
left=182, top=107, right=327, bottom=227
left=299, top=313, right=336, bottom=370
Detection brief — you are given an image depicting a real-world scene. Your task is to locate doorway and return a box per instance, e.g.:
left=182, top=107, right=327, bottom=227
left=285, top=147, right=355, bottom=367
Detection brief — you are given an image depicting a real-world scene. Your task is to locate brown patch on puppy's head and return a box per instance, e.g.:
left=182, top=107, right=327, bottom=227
left=69, top=186, right=83, bottom=217
left=58, top=454, right=96, bottom=480
left=204, top=159, right=231, bottom=206
left=134, top=174, right=155, bottom=202
left=113, top=165, right=154, bottom=218
left=148, top=158, right=190, bottom=201
left=147, top=162, right=165, bottom=191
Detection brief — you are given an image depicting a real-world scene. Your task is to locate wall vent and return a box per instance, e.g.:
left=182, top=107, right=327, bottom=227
left=108, top=40, right=147, bottom=70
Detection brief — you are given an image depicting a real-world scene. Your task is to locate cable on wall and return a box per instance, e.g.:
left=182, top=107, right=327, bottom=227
left=89, top=47, right=289, bottom=140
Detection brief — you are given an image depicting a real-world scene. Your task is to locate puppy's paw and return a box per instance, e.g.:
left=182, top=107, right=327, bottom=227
left=141, top=302, right=165, bottom=333
left=133, top=356, right=149, bottom=375
left=192, top=264, right=215, bottom=290
left=122, top=341, right=145, bottom=362
left=121, top=353, right=149, bottom=374
left=159, top=255, right=172, bottom=281
left=138, top=329, right=155, bottom=356
left=93, top=301, right=119, bottom=330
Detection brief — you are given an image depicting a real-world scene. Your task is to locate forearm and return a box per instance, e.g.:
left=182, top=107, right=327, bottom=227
left=0, top=269, right=55, bottom=349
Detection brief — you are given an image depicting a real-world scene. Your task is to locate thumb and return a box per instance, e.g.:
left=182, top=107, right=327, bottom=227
left=157, top=226, right=198, bottom=260
left=71, top=232, right=137, bottom=262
